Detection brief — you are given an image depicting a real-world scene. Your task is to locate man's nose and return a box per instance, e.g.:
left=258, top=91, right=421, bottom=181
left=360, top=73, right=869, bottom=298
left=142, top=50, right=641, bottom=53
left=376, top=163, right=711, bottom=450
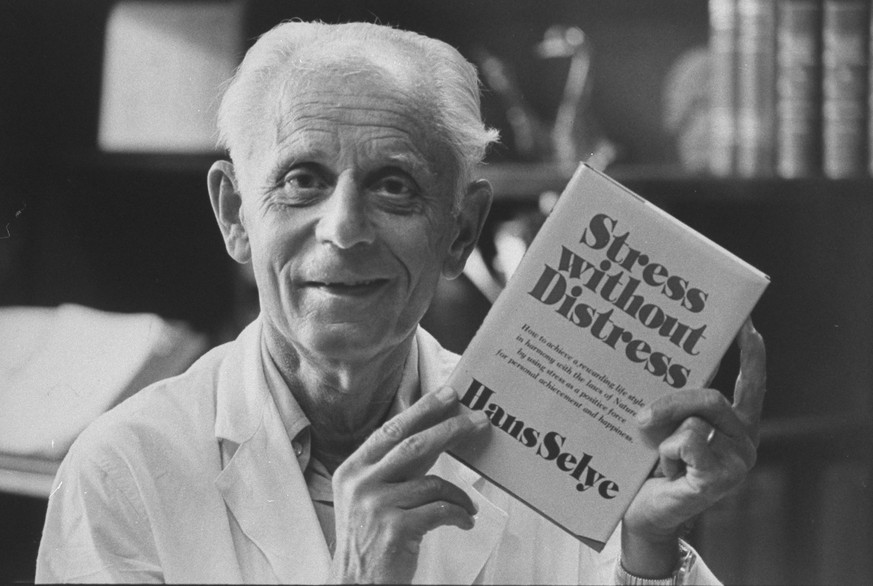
left=314, top=174, right=376, bottom=249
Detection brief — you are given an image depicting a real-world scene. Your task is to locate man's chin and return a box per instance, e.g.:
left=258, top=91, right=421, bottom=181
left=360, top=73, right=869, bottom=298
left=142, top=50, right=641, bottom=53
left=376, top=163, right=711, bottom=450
left=299, top=324, right=408, bottom=363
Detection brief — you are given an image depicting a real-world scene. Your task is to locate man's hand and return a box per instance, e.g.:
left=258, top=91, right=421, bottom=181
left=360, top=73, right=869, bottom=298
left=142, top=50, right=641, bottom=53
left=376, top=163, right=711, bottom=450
left=329, top=386, right=490, bottom=584
left=621, top=320, right=767, bottom=578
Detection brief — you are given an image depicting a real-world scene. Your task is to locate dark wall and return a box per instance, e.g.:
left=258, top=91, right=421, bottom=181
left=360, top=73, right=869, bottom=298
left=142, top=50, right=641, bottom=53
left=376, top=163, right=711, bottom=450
left=0, top=1, right=236, bottom=333
left=245, top=0, right=709, bottom=165
left=1, top=0, right=709, bottom=334
left=0, top=0, right=708, bottom=335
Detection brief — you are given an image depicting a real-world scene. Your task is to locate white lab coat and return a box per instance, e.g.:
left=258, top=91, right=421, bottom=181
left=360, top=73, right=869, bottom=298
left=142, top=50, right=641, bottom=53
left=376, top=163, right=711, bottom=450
left=36, top=320, right=717, bottom=584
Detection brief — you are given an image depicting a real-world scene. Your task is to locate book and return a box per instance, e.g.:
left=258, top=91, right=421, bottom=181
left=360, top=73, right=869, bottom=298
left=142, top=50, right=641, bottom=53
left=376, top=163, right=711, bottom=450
left=448, top=163, right=769, bottom=550
left=776, top=0, right=822, bottom=178
left=736, top=0, right=777, bottom=177
left=822, top=0, right=869, bottom=178
left=709, top=0, right=740, bottom=176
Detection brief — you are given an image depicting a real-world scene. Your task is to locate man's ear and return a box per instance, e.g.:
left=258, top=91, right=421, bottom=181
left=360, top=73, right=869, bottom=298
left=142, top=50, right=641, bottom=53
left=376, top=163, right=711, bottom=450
left=442, top=179, right=493, bottom=279
left=207, top=160, right=251, bottom=264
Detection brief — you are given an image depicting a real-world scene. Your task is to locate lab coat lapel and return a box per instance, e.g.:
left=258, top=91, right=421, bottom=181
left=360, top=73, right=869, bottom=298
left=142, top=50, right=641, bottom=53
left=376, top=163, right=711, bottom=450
left=213, top=320, right=331, bottom=584
left=415, top=455, right=508, bottom=584
left=414, top=328, right=509, bottom=583
left=215, top=418, right=331, bottom=583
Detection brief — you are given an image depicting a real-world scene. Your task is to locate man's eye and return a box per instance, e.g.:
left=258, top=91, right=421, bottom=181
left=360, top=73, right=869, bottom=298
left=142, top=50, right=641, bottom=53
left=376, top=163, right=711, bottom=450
left=280, top=169, right=329, bottom=205
left=284, top=171, right=327, bottom=191
left=373, top=176, right=417, bottom=199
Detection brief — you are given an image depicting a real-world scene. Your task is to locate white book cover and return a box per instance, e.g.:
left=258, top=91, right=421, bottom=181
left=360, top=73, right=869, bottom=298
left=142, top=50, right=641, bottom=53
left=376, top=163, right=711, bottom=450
left=449, top=163, right=769, bottom=550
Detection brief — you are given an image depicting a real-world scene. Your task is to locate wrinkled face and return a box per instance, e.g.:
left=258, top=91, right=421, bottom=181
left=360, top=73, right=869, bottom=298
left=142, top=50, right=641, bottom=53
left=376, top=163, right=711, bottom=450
left=235, top=64, right=464, bottom=364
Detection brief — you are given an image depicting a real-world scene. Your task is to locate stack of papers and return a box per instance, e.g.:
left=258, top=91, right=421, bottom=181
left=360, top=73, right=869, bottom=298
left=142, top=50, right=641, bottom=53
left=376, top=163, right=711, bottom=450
left=0, top=304, right=207, bottom=462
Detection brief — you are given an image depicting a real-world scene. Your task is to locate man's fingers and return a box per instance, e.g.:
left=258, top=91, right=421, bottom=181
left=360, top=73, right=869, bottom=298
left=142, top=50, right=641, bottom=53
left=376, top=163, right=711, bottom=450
left=393, top=475, right=478, bottom=517
left=657, top=415, right=756, bottom=477
left=658, top=416, right=717, bottom=479
left=404, top=500, right=476, bottom=536
left=732, top=319, right=767, bottom=443
left=377, top=408, right=490, bottom=480
left=638, top=320, right=766, bottom=449
left=354, top=387, right=460, bottom=465
left=638, top=388, right=748, bottom=443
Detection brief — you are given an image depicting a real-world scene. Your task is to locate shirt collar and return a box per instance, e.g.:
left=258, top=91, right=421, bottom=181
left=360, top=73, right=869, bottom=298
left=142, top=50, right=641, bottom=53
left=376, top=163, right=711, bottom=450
left=260, top=332, right=312, bottom=450
left=258, top=324, right=422, bottom=465
left=389, top=334, right=421, bottom=417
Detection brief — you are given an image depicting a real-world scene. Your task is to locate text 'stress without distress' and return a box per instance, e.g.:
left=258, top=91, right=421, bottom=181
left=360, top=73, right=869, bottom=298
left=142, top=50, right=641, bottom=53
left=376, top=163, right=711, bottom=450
left=449, top=163, right=769, bottom=551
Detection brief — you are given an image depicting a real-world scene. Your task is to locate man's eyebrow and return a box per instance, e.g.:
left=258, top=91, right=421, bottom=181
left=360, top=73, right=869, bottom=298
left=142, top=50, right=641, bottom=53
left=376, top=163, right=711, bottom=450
left=384, top=151, right=425, bottom=168
left=377, top=150, right=441, bottom=183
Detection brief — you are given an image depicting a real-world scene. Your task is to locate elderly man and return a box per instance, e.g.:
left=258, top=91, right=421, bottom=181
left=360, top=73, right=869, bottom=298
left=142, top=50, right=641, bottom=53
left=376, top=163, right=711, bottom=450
left=36, top=21, right=766, bottom=584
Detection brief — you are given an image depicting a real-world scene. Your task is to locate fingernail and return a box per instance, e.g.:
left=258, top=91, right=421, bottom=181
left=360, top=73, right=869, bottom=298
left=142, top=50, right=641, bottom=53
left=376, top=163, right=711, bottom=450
left=436, top=386, right=456, bottom=403
left=636, top=407, right=652, bottom=425
left=470, top=410, right=490, bottom=428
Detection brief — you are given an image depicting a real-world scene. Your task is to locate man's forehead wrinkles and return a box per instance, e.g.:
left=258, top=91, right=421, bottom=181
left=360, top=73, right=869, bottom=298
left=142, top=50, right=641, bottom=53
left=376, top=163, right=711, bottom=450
left=275, top=117, right=427, bottom=156
left=278, top=99, right=430, bottom=129
left=273, top=106, right=436, bottom=164
left=272, top=120, right=335, bottom=156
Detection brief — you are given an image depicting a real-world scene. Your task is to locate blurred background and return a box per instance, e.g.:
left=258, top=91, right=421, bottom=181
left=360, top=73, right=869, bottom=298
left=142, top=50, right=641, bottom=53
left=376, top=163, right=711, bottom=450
left=1, top=1, right=871, bottom=583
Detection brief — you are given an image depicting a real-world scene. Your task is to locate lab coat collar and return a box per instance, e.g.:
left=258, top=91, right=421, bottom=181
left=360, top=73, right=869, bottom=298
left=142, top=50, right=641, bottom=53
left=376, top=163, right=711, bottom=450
left=214, top=318, right=332, bottom=583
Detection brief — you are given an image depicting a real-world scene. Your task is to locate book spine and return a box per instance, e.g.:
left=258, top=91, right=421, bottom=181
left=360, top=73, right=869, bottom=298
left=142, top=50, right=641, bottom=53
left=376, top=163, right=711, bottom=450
left=710, top=0, right=740, bottom=176
left=817, top=460, right=873, bottom=583
left=695, top=464, right=790, bottom=584
left=737, top=0, right=778, bottom=177
left=822, top=0, right=869, bottom=178
left=869, top=3, right=873, bottom=176
left=776, top=0, right=822, bottom=177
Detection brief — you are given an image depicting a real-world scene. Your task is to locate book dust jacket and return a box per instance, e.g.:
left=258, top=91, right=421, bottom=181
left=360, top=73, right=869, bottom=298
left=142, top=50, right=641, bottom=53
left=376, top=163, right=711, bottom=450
left=448, top=163, right=769, bottom=550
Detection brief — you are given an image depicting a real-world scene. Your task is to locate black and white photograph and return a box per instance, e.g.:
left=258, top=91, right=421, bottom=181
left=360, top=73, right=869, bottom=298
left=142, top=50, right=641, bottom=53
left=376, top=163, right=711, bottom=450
left=0, top=1, right=870, bottom=584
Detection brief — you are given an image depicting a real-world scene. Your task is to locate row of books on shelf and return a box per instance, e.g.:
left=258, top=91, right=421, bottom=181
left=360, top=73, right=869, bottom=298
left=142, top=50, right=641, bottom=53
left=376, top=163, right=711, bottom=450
left=709, top=0, right=873, bottom=178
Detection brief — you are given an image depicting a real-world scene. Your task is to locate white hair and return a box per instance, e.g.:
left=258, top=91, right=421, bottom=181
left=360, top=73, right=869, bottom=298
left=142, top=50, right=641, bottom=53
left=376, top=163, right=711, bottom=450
left=216, top=21, right=499, bottom=207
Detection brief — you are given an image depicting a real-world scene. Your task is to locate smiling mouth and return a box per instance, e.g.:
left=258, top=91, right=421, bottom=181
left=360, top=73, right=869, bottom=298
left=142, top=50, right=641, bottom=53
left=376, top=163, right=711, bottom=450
left=308, top=279, right=389, bottom=294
